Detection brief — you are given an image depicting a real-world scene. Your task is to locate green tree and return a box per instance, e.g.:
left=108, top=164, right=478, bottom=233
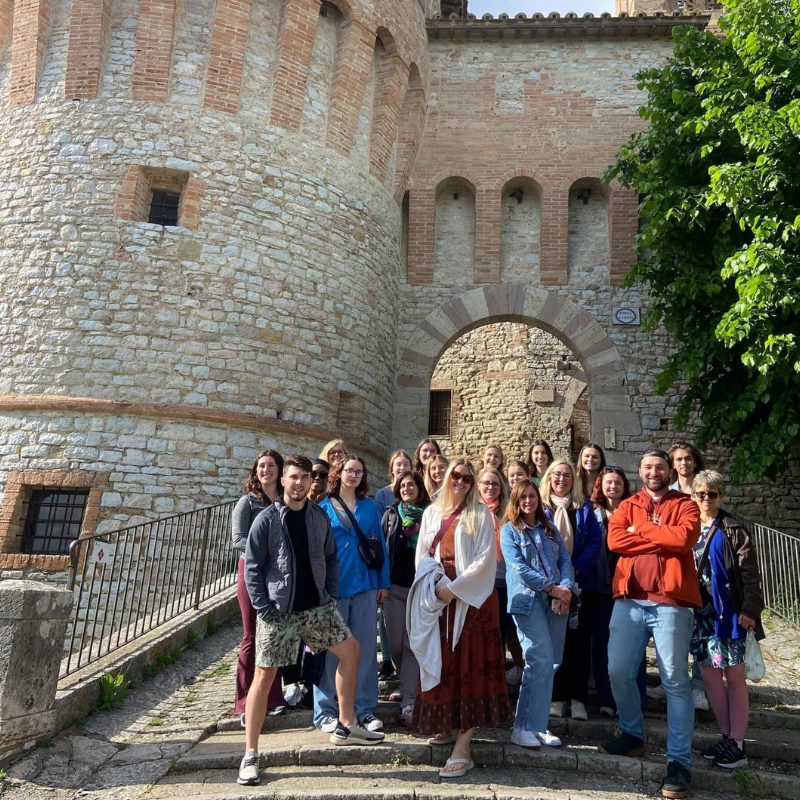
left=607, top=0, right=800, bottom=482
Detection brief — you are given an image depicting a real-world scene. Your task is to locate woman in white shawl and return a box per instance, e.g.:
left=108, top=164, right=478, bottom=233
left=412, top=457, right=512, bottom=778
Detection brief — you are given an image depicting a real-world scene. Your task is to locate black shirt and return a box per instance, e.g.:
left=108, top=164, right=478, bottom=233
left=285, top=506, right=319, bottom=613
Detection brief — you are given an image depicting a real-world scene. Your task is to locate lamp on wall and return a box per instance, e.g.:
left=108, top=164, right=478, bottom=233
left=577, top=188, right=592, bottom=205
left=510, top=188, right=524, bottom=204
left=453, top=191, right=459, bottom=200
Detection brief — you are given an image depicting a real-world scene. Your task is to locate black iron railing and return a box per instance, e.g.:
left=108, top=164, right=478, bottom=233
left=63, top=501, right=237, bottom=676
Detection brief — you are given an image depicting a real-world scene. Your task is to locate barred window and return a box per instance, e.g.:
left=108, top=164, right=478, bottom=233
left=22, top=489, right=89, bottom=555
left=428, top=390, right=452, bottom=438
left=148, top=190, right=180, bottom=226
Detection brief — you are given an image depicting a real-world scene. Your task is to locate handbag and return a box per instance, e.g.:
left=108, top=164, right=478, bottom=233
left=331, top=496, right=384, bottom=571
left=744, top=630, right=766, bottom=683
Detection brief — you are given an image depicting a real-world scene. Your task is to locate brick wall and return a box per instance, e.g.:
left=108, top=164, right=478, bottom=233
left=64, top=0, right=114, bottom=99
left=9, top=0, right=53, bottom=106
left=132, top=0, right=176, bottom=101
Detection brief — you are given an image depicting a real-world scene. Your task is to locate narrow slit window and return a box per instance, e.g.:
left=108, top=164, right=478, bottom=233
left=149, top=190, right=181, bottom=226
left=428, top=390, right=452, bottom=438
left=22, top=489, right=90, bottom=555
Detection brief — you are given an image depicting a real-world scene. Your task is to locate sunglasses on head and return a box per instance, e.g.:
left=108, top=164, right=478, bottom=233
left=451, top=472, right=474, bottom=485
left=694, top=491, right=719, bottom=500
left=601, top=466, right=623, bottom=473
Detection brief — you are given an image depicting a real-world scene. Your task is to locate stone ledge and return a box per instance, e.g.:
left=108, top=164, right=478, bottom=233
left=0, top=553, right=70, bottom=572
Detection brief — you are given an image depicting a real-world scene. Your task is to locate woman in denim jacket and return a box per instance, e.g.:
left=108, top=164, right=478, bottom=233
left=500, top=480, right=577, bottom=750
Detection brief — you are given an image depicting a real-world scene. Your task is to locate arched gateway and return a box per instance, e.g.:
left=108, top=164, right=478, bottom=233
left=392, top=285, right=643, bottom=470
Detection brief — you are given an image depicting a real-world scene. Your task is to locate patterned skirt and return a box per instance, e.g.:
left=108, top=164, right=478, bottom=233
left=691, top=602, right=746, bottom=668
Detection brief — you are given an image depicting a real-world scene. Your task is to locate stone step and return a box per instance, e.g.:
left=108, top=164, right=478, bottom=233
left=148, top=762, right=777, bottom=800
left=173, top=722, right=800, bottom=799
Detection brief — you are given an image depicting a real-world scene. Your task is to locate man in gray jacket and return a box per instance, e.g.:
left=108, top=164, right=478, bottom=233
left=238, top=454, right=384, bottom=786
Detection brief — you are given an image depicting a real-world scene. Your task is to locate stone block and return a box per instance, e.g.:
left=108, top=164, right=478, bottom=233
left=0, top=581, right=74, bottom=751
left=577, top=750, right=643, bottom=780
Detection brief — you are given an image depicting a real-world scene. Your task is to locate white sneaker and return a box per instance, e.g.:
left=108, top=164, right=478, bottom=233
left=646, top=683, right=666, bottom=700
left=359, top=714, right=384, bottom=731
left=237, top=750, right=260, bottom=785
left=549, top=701, right=565, bottom=718
left=570, top=699, right=588, bottom=720
left=693, top=688, right=709, bottom=710
left=320, top=716, right=339, bottom=733
left=536, top=730, right=562, bottom=747
left=506, top=665, right=523, bottom=686
left=510, top=728, right=541, bottom=748
left=240, top=712, right=246, bottom=729
left=599, top=706, right=616, bottom=718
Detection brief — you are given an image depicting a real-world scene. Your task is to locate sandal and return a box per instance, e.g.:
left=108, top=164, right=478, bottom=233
left=428, top=732, right=457, bottom=746
left=439, top=757, right=474, bottom=778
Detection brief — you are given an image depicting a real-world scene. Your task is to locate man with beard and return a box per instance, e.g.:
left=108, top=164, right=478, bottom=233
left=239, top=455, right=384, bottom=787
left=599, top=450, right=701, bottom=800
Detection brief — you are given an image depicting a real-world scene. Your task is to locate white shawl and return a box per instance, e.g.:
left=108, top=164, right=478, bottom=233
left=413, top=503, right=497, bottom=651
left=406, top=556, right=447, bottom=691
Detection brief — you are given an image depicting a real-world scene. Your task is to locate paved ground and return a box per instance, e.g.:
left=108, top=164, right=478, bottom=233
left=1, top=613, right=798, bottom=800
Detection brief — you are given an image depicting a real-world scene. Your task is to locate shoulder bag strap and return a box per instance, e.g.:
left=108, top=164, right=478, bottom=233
left=331, top=496, right=369, bottom=540
left=428, top=503, right=465, bottom=557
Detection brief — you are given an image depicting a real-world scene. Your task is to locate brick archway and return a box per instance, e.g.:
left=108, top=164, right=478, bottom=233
left=392, top=284, right=642, bottom=465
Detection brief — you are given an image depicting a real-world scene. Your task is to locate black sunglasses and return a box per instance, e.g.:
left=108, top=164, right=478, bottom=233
left=311, top=471, right=328, bottom=480
left=694, top=491, right=720, bottom=500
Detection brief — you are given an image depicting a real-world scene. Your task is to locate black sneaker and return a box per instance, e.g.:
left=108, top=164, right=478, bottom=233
left=378, top=660, right=395, bottom=680
left=660, top=760, right=691, bottom=799
left=702, top=734, right=729, bottom=760
left=598, top=731, right=645, bottom=757
left=713, top=739, right=748, bottom=769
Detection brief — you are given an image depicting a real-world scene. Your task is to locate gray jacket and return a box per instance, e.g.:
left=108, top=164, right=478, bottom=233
left=232, top=493, right=267, bottom=555
left=244, top=498, right=339, bottom=616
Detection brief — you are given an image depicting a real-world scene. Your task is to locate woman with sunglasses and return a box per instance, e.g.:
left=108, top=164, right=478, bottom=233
left=381, top=470, right=431, bottom=729
left=413, top=458, right=512, bottom=778
left=413, top=438, right=441, bottom=477
left=478, top=466, right=525, bottom=687
left=424, top=453, right=449, bottom=499
left=231, top=450, right=286, bottom=723
left=308, top=459, right=330, bottom=504
left=316, top=457, right=391, bottom=735
left=591, top=467, right=647, bottom=717
left=690, top=470, right=764, bottom=769
left=525, top=440, right=553, bottom=487
left=500, top=480, right=576, bottom=749
left=540, top=460, right=601, bottom=721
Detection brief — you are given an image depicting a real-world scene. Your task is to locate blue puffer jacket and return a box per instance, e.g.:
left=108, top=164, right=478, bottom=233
left=320, top=495, right=391, bottom=599
left=544, top=500, right=602, bottom=591
left=499, top=520, right=577, bottom=615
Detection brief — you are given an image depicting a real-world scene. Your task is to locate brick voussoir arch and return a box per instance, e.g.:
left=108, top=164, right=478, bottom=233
left=493, top=168, right=544, bottom=192
left=392, top=284, right=640, bottom=452
left=432, top=172, right=482, bottom=195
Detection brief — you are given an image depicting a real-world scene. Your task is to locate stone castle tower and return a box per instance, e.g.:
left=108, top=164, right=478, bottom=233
left=8, top=4, right=786, bottom=578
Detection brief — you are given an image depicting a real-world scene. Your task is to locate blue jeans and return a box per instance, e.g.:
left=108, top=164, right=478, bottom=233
left=513, top=592, right=568, bottom=735
left=313, top=589, right=378, bottom=727
left=608, top=599, right=694, bottom=769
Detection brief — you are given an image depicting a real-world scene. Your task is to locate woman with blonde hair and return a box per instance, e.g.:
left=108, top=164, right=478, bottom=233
left=424, top=453, right=449, bottom=500
left=319, top=439, right=347, bottom=469
left=539, top=459, right=601, bottom=721
left=481, top=443, right=505, bottom=476
left=413, top=458, right=512, bottom=777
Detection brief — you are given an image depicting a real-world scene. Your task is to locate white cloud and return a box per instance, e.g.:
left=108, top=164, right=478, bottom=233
left=469, top=0, right=615, bottom=16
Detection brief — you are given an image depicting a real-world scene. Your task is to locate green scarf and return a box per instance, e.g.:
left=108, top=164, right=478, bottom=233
left=397, top=500, right=424, bottom=549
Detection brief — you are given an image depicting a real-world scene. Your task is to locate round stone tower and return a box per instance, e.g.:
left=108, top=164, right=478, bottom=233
left=0, top=0, right=429, bottom=545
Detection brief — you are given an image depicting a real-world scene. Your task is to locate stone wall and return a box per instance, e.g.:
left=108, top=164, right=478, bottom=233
left=431, top=322, right=588, bottom=463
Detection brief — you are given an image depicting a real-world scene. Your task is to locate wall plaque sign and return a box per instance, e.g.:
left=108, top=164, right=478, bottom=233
left=612, top=307, right=640, bottom=325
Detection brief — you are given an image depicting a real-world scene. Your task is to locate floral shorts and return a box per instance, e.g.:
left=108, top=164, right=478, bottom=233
left=691, top=603, right=746, bottom=668
left=255, top=601, right=351, bottom=668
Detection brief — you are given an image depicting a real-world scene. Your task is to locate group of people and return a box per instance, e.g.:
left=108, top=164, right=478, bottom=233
left=232, top=437, right=765, bottom=800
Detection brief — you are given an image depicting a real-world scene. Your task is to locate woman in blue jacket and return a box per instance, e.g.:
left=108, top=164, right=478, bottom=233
left=539, top=459, right=601, bottom=721
left=500, top=480, right=576, bottom=749
left=315, top=456, right=390, bottom=734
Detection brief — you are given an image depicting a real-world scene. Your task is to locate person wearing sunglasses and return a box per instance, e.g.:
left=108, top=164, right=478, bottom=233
left=539, top=459, right=601, bottom=722
left=601, top=449, right=701, bottom=800
left=689, top=470, right=764, bottom=770
left=413, top=457, right=512, bottom=778
left=308, top=459, right=330, bottom=504
left=316, top=456, right=390, bottom=736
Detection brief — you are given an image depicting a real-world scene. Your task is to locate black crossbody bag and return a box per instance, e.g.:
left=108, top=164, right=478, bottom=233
left=331, top=496, right=385, bottom=571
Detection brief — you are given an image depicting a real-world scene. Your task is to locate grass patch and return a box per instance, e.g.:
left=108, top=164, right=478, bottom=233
left=391, top=752, right=412, bottom=767
left=35, top=737, right=54, bottom=749
left=142, top=645, right=182, bottom=680
left=115, top=743, right=129, bottom=751
left=147, top=717, right=164, bottom=727
left=98, top=672, right=132, bottom=711
left=205, top=616, right=220, bottom=636
left=185, top=628, right=200, bottom=648
left=185, top=691, right=199, bottom=704
left=733, top=768, right=765, bottom=799
left=210, top=662, right=231, bottom=678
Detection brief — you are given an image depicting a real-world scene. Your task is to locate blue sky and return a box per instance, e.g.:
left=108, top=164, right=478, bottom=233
left=469, top=1, right=616, bottom=15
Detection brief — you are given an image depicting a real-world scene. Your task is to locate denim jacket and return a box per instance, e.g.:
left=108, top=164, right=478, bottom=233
left=499, top=519, right=577, bottom=615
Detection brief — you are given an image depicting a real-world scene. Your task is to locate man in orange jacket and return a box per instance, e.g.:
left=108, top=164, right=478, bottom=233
left=599, top=449, right=700, bottom=800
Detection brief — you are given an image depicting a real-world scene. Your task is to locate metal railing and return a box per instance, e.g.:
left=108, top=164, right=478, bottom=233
left=63, top=500, right=237, bottom=676
left=743, top=519, right=800, bottom=627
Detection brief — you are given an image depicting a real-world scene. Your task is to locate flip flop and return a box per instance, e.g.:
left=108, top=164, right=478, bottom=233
left=439, top=757, right=474, bottom=778
left=428, top=733, right=457, bottom=746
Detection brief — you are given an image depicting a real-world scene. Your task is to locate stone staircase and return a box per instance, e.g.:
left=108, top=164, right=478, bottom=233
left=151, top=679, right=800, bottom=800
